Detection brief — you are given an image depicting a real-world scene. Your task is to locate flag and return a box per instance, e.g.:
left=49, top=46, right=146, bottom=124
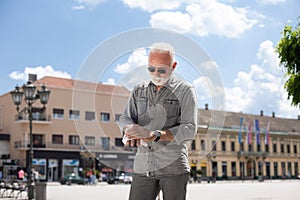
left=247, top=121, right=252, bottom=145
left=255, top=119, right=260, bottom=145
left=238, top=117, right=243, bottom=144
left=265, top=120, right=270, bottom=145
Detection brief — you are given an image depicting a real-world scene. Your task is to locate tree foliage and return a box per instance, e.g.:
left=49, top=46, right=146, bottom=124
left=276, top=23, right=300, bottom=107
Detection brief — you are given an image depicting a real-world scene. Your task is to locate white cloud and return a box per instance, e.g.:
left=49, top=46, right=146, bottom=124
left=103, top=78, right=115, bottom=85
left=9, top=65, right=71, bottom=81
left=122, top=0, right=182, bottom=12
left=256, top=0, right=285, bottom=5
left=114, top=48, right=148, bottom=74
left=257, top=40, right=282, bottom=75
left=72, top=5, right=86, bottom=10
left=72, top=0, right=106, bottom=10
left=150, top=11, right=193, bottom=33
left=224, top=40, right=299, bottom=118
left=149, top=0, right=259, bottom=38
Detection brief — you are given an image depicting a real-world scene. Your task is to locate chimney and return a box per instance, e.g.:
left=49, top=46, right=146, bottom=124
left=272, top=112, right=275, bottom=118
left=260, top=110, right=263, bottom=116
left=28, top=74, right=37, bottom=83
left=205, top=104, right=209, bottom=110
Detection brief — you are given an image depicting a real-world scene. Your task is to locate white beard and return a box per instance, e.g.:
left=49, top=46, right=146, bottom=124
left=151, top=73, right=172, bottom=86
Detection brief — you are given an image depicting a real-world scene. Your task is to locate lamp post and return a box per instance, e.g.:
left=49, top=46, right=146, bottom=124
left=10, top=81, right=50, bottom=200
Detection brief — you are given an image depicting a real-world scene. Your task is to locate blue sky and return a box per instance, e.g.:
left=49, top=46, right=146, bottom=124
left=1, top=0, right=299, bottom=118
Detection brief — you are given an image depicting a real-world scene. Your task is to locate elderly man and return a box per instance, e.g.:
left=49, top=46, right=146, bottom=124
left=118, top=42, right=197, bottom=200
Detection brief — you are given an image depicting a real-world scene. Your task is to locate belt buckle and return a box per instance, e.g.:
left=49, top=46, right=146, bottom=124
left=146, top=171, right=150, bottom=177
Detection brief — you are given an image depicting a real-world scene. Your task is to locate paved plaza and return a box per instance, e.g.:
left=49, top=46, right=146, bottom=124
left=44, top=180, right=300, bottom=200
left=2, top=180, right=298, bottom=200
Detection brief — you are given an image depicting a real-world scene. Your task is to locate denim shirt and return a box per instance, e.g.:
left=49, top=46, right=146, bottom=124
left=118, top=76, right=197, bottom=177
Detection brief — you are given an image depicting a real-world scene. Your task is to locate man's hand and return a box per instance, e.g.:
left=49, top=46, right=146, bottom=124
left=125, top=124, right=151, bottom=139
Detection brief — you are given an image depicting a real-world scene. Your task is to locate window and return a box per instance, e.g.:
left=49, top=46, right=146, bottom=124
left=222, top=162, right=227, bottom=179
left=32, top=107, right=45, bottom=120
left=221, top=141, right=226, bottom=151
left=231, top=162, right=236, bottom=176
left=257, top=144, right=261, bottom=152
left=240, top=142, right=244, bottom=151
left=201, top=140, right=205, bottom=151
left=101, top=137, right=110, bottom=150
left=287, top=162, right=292, bottom=177
left=295, top=162, right=298, bottom=178
left=281, top=162, right=286, bottom=176
left=85, top=136, right=95, bottom=146
left=294, top=145, right=298, bottom=154
left=248, top=144, right=252, bottom=152
left=274, top=162, right=278, bottom=177
left=52, top=134, right=63, bottom=144
left=115, top=138, right=124, bottom=147
left=53, top=108, right=64, bottom=119
left=85, top=111, right=95, bottom=121
left=265, top=144, right=269, bottom=152
left=69, top=110, right=80, bottom=120
left=258, top=162, right=262, bottom=176
left=191, top=140, right=196, bottom=150
left=212, top=141, right=217, bottom=151
left=231, top=141, right=235, bottom=152
left=69, top=135, right=79, bottom=145
left=273, top=143, right=277, bottom=153
left=281, top=144, right=285, bottom=153
left=287, top=144, right=290, bottom=153
left=100, top=112, right=110, bottom=122
left=33, top=134, right=44, bottom=148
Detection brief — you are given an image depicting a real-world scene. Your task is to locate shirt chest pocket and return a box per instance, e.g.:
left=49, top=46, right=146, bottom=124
left=137, top=97, right=148, bottom=116
left=163, top=99, right=179, bottom=118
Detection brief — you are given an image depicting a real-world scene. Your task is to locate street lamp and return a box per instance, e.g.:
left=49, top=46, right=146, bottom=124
left=10, top=81, right=50, bottom=200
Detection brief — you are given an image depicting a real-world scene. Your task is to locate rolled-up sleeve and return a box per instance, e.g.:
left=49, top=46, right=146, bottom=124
left=168, top=86, right=197, bottom=145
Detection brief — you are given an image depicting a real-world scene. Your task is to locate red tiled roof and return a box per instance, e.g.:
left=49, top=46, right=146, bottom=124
left=198, top=109, right=300, bottom=134
left=34, top=76, right=130, bottom=96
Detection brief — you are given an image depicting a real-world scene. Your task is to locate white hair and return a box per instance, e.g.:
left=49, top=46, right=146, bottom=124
left=149, top=42, right=175, bottom=63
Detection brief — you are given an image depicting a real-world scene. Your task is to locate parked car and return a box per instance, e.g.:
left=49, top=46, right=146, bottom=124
left=60, top=173, right=87, bottom=185
left=107, top=173, right=133, bottom=184
left=123, top=173, right=133, bottom=184
left=106, top=175, right=119, bottom=184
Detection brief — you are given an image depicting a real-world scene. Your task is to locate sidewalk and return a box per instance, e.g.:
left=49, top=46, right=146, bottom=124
left=2, top=179, right=299, bottom=200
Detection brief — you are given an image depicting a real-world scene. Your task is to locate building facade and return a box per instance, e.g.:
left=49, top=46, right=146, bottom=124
left=0, top=76, right=299, bottom=182
left=190, top=108, right=300, bottom=181
left=0, top=76, right=135, bottom=181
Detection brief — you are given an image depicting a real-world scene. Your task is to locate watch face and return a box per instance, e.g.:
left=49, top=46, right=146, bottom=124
left=153, top=130, right=161, bottom=142
left=153, top=131, right=161, bottom=137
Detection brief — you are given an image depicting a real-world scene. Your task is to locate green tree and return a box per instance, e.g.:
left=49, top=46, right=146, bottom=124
left=276, top=23, right=300, bottom=107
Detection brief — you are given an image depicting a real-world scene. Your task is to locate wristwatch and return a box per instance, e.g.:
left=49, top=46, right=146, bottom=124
left=152, top=130, right=162, bottom=142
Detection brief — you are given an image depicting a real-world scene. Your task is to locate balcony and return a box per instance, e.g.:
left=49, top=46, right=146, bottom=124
left=14, top=140, right=137, bottom=153
left=14, top=107, right=51, bottom=124
left=14, top=140, right=81, bottom=150
left=237, top=151, right=268, bottom=159
left=189, top=150, right=237, bottom=158
left=14, top=140, right=46, bottom=149
left=15, top=113, right=52, bottom=124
